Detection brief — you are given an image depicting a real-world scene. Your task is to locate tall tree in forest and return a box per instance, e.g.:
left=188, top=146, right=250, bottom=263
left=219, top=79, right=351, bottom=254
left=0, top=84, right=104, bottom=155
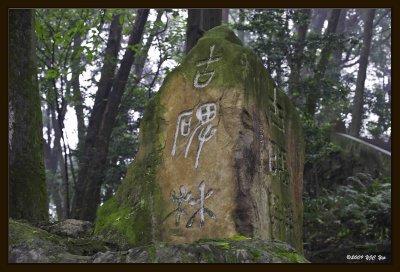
left=42, top=103, right=70, bottom=220
left=72, top=9, right=150, bottom=221
left=349, top=9, right=376, bottom=136
left=9, top=9, right=48, bottom=224
left=43, top=106, right=65, bottom=220
left=365, top=9, right=391, bottom=140
left=305, top=9, right=342, bottom=116
left=36, top=9, right=105, bottom=219
left=185, top=9, right=222, bottom=53
left=288, top=9, right=311, bottom=98
left=222, top=9, right=229, bottom=23
left=133, top=9, right=165, bottom=85
left=70, top=24, right=86, bottom=155
left=311, top=9, right=329, bottom=33
left=100, top=9, right=170, bottom=202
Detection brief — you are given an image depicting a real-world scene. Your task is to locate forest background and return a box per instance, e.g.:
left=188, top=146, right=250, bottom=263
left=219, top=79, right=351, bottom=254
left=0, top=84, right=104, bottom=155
left=8, top=8, right=391, bottom=262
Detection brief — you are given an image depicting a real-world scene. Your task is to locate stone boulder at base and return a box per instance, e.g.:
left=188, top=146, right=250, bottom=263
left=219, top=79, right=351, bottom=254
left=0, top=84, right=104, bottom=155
left=8, top=219, right=308, bottom=263
left=94, top=26, right=305, bottom=252
left=8, top=219, right=107, bottom=263
left=43, top=219, right=94, bottom=238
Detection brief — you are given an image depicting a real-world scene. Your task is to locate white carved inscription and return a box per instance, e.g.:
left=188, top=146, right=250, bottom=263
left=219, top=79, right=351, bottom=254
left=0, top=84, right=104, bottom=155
left=269, top=87, right=285, bottom=133
left=170, top=185, right=192, bottom=226
left=194, top=44, right=221, bottom=88
left=172, top=102, right=218, bottom=169
left=268, top=190, right=294, bottom=235
left=268, top=139, right=289, bottom=185
left=167, top=180, right=216, bottom=228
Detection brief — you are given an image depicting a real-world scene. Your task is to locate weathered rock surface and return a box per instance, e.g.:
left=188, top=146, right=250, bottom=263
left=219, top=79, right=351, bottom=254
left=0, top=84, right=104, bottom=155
left=8, top=219, right=308, bottom=263
left=42, top=219, right=94, bottom=238
left=8, top=219, right=105, bottom=263
left=95, top=26, right=304, bottom=252
left=91, top=238, right=309, bottom=263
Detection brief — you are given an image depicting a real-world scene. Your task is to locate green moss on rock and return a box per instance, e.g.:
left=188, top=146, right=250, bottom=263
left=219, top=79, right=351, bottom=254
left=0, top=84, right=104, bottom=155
left=94, top=81, right=167, bottom=249
left=230, top=235, right=252, bottom=241
left=200, top=25, right=243, bottom=45
left=8, top=219, right=109, bottom=263
left=274, top=245, right=305, bottom=263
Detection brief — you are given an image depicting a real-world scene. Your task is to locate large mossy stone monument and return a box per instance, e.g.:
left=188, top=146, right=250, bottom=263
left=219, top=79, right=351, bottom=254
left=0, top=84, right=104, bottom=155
left=95, top=26, right=305, bottom=252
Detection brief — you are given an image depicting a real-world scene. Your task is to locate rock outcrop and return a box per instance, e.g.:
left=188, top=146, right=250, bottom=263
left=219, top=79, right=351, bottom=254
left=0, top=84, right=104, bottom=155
left=42, top=219, right=93, bottom=238
left=8, top=219, right=108, bottom=263
left=8, top=219, right=308, bottom=263
left=94, top=26, right=304, bottom=252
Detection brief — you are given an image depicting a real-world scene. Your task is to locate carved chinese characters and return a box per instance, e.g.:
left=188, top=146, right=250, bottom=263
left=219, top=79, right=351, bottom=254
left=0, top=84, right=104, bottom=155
left=169, top=185, right=192, bottom=227
left=167, top=181, right=216, bottom=228
left=268, top=190, right=294, bottom=237
left=166, top=45, right=222, bottom=230
left=172, top=102, right=218, bottom=169
left=194, top=45, right=221, bottom=88
left=266, top=86, right=290, bottom=186
left=269, top=87, right=285, bottom=133
left=268, top=140, right=289, bottom=186
left=169, top=103, right=218, bottom=229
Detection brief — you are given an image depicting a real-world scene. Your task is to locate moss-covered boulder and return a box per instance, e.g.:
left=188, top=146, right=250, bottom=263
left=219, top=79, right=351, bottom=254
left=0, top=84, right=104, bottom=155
left=95, top=26, right=304, bottom=252
left=8, top=219, right=110, bottom=263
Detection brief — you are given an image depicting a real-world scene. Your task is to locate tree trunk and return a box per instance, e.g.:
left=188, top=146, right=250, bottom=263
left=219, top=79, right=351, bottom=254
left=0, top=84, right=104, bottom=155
left=72, top=9, right=150, bottom=221
left=319, top=9, right=348, bottom=122
left=330, top=9, right=347, bottom=79
left=185, top=9, right=222, bottom=53
left=9, top=9, right=48, bottom=224
left=42, top=104, right=69, bottom=220
left=49, top=105, right=70, bottom=220
left=71, top=30, right=86, bottom=155
left=237, top=9, right=245, bottom=43
left=72, top=14, right=123, bottom=220
left=134, top=9, right=164, bottom=83
left=311, top=9, right=329, bottom=32
left=288, top=9, right=311, bottom=99
left=349, top=9, right=376, bottom=136
left=43, top=107, right=64, bottom=220
left=305, top=9, right=341, bottom=116
left=222, top=9, right=229, bottom=23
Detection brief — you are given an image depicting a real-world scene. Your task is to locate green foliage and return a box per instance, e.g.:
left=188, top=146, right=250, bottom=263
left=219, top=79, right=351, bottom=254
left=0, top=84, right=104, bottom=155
left=365, top=86, right=391, bottom=139
left=235, top=9, right=295, bottom=89
left=302, top=116, right=339, bottom=165
left=233, top=8, right=391, bottom=141
left=35, top=8, right=106, bottom=103
left=304, top=175, right=391, bottom=262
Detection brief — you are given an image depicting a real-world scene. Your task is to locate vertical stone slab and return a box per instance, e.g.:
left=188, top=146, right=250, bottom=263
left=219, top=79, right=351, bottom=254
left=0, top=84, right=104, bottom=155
left=95, top=26, right=304, bottom=252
